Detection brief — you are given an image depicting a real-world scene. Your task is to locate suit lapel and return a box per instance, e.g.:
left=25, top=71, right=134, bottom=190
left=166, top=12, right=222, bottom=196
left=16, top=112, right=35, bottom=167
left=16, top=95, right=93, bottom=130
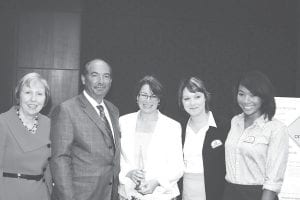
left=104, top=100, right=121, bottom=155
left=77, top=94, right=113, bottom=146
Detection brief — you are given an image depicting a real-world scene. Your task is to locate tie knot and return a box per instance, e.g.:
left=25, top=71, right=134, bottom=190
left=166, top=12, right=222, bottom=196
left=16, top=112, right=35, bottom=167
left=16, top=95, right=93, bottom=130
left=97, top=105, right=104, bottom=114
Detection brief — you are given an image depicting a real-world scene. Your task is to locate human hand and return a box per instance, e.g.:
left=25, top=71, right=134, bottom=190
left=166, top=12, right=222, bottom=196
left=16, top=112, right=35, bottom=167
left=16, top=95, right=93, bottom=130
left=126, top=169, right=145, bottom=185
left=137, top=179, right=159, bottom=195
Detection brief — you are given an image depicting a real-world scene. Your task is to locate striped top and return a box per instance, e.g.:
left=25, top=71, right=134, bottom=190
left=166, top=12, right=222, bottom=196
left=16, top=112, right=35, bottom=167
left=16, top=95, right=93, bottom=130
left=225, top=113, right=289, bottom=193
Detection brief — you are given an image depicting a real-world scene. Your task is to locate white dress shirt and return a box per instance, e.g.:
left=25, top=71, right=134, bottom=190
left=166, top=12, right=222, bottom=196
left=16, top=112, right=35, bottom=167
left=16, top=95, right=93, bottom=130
left=83, top=90, right=115, bottom=140
left=183, top=111, right=216, bottom=173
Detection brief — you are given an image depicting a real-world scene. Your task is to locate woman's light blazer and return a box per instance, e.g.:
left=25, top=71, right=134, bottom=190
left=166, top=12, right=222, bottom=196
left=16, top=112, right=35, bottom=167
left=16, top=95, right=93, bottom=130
left=118, top=111, right=184, bottom=200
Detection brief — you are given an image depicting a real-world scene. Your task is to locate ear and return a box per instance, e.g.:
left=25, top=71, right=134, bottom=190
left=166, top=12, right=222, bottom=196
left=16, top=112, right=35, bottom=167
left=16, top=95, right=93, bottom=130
left=81, top=74, right=85, bottom=85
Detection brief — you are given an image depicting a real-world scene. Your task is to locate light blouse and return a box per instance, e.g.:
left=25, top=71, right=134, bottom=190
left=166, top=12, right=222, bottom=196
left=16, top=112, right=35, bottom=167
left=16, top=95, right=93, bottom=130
left=183, top=111, right=216, bottom=173
left=225, top=113, right=289, bottom=193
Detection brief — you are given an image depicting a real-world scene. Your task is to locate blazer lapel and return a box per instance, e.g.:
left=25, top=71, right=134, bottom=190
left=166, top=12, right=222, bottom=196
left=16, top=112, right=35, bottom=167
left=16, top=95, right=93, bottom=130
left=4, top=107, right=50, bottom=152
left=104, top=100, right=121, bottom=154
left=203, top=126, right=215, bottom=150
left=77, top=94, right=114, bottom=147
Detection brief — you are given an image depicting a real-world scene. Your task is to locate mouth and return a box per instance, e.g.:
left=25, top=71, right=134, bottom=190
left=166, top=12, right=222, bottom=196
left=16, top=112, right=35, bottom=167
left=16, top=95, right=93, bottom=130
left=142, top=103, right=154, bottom=108
left=95, top=86, right=106, bottom=90
left=27, top=104, right=39, bottom=109
left=242, top=105, right=255, bottom=111
left=188, top=106, right=199, bottom=110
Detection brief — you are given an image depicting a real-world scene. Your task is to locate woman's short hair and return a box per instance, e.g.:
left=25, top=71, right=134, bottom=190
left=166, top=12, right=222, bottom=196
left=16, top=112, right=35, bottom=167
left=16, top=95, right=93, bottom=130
left=135, top=75, right=163, bottom=100
left=234, top=70, right=276, bottom=120
left=15, top=72, right=50, bottom=106
left=178, top=76, right=211, bottom=112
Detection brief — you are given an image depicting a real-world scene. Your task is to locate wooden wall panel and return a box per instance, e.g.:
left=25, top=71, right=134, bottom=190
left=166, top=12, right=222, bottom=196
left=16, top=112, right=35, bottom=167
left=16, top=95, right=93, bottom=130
left=17, top=11, right=80, bottom=69
left=17, top=12, right=54, bottom=68
left=0, top=7, right=16, bottom=113
left=13, top=1, right=82, bottom=115
left=53, top=13, right=81, bottom=69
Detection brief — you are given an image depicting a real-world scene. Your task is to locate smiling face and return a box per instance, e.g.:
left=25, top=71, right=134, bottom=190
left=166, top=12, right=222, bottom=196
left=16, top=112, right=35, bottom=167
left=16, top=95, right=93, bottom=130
left=182, top=87, right=206, bottom=117
left=19, top=79, right=46, bottom=117
left=237, top=85, right=263, bottom=120
left=81, top=60, right=112, bottom=103
left=137, top=84, right=160, bottom=114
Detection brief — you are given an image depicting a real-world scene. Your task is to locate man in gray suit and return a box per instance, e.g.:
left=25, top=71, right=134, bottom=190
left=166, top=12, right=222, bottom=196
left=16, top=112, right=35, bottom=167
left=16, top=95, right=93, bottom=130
left=50, top=59, right=121, bottom=200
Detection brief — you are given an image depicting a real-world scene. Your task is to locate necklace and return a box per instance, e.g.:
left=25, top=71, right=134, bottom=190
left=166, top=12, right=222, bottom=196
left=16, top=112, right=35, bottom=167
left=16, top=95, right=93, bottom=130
left=16, top=108, right=39, bottom=134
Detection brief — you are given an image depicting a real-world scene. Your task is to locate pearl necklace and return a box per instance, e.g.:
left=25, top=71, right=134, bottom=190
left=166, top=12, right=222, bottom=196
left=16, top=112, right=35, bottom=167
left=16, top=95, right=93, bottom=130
left=16, top=109, right=39, bottom=134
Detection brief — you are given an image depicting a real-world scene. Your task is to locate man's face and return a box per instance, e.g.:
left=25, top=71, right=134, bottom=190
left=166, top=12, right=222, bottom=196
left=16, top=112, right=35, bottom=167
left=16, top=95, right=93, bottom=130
left=81, top=60, right=112, bottom=102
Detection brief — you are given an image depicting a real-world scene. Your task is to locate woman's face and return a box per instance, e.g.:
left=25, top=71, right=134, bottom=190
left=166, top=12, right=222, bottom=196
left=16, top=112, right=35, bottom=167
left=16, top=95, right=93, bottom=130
left=182, top=87, right=206, bottom=117
left=237, top=85, right=262, bottom=120
left=19, top=79, right=46, bottom=117
left=137, top=84, right=160, bottom=114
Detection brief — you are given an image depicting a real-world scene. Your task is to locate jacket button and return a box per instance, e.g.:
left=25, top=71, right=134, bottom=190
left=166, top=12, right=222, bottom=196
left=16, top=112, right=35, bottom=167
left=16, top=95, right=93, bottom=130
left=43, top=167, right=46, bottom=172
left=108, top=146, right=112, bottom=149
left=42, top=178, right=45, bottom=182
left=47, top=144, right=51, bottom=148
left=47, top=157, right=51, bottom=161
left=109, top=182, right=113, bottom=185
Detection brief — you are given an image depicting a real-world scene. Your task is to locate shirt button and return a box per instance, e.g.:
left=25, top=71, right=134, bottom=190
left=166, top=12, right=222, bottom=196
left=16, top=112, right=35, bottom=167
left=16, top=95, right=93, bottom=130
left=109, top=146, right=112, bottom=149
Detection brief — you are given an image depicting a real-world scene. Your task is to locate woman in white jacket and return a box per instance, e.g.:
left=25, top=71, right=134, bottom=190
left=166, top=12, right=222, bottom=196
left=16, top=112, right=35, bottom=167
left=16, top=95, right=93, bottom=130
left=118, top=75, right=184, bottom=200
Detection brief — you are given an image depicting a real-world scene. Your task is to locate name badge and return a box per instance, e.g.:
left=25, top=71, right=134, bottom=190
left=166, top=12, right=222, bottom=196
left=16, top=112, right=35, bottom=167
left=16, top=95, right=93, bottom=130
left=211, top=139, right=223, bottom=149
left=243, top=136, right=255, bottom=143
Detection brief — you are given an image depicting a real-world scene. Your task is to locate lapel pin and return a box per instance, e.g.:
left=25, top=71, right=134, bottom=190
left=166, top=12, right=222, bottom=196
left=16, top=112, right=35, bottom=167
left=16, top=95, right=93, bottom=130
left=211, top=139, right=222, bottom=149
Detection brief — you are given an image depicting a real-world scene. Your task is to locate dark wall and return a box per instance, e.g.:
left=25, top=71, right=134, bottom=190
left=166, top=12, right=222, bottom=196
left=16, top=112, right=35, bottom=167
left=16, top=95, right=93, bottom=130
left=0, top=1, right=298, bottom=119
left=81, top=0, right=298, bottom=121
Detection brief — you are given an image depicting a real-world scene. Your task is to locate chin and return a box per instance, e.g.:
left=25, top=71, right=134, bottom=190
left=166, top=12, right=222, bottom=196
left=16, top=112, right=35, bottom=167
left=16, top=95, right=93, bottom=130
left=141, top=109, right=156, bottom=113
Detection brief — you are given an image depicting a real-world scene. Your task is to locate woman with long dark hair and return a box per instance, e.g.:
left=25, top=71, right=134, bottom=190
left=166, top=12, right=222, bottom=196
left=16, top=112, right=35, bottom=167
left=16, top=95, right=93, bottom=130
left=223, top=71, right=289, bottom=200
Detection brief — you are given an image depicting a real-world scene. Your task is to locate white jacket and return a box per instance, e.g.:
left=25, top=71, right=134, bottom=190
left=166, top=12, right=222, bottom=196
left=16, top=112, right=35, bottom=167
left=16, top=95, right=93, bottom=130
left=118, top=111, right=184, bottom=200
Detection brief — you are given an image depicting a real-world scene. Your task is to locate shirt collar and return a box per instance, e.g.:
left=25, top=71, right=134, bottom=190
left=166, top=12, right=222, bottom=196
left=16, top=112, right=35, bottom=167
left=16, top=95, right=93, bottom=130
left=237, top=113, right=268, bottom=128
left=83, top=90, right=104, bottom=108
left=208, top=111, right=217, bottom=128
left=187, top=111, right=217, bottom=130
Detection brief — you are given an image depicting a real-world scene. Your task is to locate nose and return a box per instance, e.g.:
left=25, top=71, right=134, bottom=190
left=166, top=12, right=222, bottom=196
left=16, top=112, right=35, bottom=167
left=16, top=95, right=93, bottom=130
left=31, top=94, right=37, bottom=101
left=97, top=75, right=106, bottom=84
left=244, top=95, right=251, bottom=103
left=190, top=98, right=197, bottom=105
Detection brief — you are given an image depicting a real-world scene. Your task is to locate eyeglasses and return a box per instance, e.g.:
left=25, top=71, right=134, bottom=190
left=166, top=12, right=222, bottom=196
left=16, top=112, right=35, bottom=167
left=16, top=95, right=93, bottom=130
left=138, top=93, right=158, bottom=101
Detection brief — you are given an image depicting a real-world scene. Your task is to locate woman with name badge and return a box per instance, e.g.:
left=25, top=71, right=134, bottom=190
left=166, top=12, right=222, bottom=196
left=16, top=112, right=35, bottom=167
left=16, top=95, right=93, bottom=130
left=223, top=71, right=289, bottom=200
left=178, top=76, right=228, bottom=200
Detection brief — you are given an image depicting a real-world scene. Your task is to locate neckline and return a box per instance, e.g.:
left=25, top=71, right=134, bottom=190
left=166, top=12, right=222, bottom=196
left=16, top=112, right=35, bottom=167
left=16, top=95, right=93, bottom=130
left=16, top=108, right=39, bottom=134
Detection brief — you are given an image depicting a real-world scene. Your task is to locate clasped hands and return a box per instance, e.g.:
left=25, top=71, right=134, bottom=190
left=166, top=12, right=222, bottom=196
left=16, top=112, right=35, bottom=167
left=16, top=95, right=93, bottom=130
left=126, top=169, right=159, bottom=195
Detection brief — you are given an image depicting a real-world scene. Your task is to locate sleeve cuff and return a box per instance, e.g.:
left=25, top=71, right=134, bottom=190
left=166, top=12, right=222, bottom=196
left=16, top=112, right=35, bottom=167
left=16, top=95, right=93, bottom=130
left=263, top=182, right=282, bottom=193
left=157, top=177, right=172, bottom=191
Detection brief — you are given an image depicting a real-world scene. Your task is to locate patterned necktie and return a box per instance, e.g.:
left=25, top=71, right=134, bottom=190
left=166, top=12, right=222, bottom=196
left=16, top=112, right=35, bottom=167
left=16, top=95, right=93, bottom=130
left=96, top=105, right=115, bottom=152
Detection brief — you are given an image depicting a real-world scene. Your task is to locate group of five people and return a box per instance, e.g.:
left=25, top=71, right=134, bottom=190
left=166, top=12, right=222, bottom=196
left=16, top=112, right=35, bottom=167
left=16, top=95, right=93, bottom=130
left=0, top=58, right=289, bottom=200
